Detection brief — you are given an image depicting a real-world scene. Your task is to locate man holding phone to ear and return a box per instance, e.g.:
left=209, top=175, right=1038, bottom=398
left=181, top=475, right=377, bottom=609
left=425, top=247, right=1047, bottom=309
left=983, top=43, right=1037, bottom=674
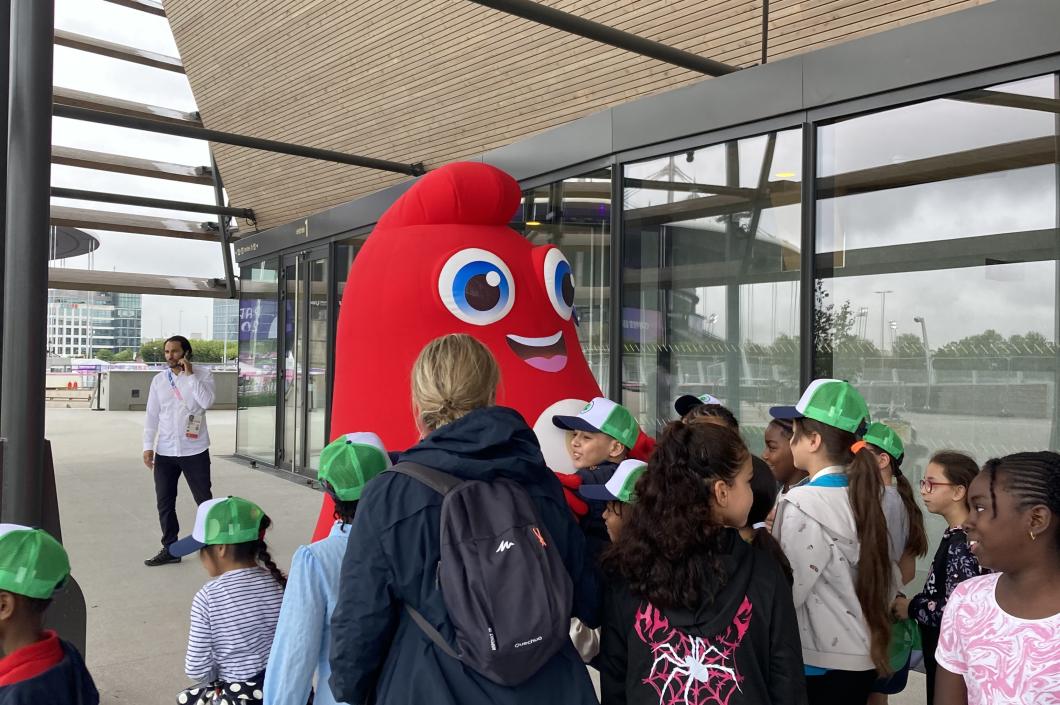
left=142, top=335, right=216, bottom=566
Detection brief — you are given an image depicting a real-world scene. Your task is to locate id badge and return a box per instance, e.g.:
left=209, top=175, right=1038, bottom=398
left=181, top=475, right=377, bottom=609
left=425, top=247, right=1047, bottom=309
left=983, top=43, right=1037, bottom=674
left=185, top=413, right=203, bottom=439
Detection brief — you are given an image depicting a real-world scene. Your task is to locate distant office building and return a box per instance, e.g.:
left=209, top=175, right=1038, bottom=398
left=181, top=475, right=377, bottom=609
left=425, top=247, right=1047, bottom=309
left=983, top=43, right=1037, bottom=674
left=47, top=290, right=142, bottom=358
left=213, top=298, right=239, bottom=342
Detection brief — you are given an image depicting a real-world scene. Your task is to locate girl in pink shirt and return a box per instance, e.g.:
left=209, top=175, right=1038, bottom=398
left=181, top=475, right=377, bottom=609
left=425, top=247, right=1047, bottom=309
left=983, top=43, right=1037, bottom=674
left=935, top=451, right=1060, bottom=704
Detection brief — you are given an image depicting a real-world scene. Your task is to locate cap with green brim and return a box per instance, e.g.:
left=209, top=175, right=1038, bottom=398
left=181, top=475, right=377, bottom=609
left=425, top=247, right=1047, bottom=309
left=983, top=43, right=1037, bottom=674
left=0, top=525, right=70, bottom=599
left=318, top=432, right=391, bottom=501
left=579, top=459, right=648, bottom=503
left=169, top=496, right=266, bottom=558
left=863, top=422, right=904, bottom=461
left=769, top=378, right=870, bottom=435
left=674, top=393, right=723, bottom=418
left=553, top=397, right=640, bottom=450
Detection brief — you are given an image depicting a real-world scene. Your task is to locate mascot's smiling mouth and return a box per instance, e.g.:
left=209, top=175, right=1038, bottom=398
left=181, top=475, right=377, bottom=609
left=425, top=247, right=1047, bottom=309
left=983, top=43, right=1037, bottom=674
left=506, top=331, right=568, bottom=373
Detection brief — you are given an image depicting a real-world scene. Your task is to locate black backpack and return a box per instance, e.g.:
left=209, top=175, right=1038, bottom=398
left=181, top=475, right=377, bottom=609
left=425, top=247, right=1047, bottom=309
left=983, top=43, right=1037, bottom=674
left=391, top=462, right=574, bottom=686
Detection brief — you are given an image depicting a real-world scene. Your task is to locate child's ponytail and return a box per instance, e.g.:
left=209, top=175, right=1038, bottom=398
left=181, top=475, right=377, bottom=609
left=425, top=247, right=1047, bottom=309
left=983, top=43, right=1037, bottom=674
left=848, top=442, right=897, bottom=674
left=255, top=516, right=287, bottom=590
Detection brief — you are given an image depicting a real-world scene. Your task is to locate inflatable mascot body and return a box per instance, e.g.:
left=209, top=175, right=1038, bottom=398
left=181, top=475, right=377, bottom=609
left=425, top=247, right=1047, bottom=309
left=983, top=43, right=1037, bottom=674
left=315, top=161, right=614, bottom=539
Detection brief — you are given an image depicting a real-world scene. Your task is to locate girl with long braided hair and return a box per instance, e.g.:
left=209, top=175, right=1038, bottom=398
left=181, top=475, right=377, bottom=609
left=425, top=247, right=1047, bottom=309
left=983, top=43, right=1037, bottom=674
left=934, top=451, right=1060, bottom=705
left=169, top=497, right=287, bottom=705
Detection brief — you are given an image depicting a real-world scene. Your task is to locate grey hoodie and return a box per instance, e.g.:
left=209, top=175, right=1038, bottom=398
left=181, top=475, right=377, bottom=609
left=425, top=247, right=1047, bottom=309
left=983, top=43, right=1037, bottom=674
left=774, top=467, right=891, bottom=672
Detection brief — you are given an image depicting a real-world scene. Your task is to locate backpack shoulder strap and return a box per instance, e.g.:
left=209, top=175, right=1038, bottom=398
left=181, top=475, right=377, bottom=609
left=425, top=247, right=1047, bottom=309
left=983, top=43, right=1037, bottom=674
left=390, top=462, right=463, bottom=496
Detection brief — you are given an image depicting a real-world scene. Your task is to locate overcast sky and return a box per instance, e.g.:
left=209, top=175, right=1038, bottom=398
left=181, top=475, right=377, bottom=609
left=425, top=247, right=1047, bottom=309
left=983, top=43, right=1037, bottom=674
left=53, top=0, right=222, bottom=341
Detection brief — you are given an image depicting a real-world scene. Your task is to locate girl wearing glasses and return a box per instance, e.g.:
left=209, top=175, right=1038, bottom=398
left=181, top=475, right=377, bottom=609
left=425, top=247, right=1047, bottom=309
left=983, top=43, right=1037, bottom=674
left=890, top=451, right=986, bottom=705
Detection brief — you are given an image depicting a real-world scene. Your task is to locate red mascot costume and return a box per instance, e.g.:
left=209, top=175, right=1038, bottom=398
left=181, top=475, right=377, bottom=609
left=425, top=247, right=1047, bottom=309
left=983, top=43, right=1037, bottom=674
left=314, top=161, right=650, bottom=539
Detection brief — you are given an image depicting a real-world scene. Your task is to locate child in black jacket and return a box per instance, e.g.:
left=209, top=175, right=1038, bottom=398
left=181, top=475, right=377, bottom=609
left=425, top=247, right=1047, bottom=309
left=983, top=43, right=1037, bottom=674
left=598, top=422, right=806, bottom=705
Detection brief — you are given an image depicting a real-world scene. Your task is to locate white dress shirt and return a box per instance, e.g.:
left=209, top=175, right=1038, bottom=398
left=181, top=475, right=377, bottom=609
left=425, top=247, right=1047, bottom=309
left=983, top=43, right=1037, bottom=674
left=142, top=366, right=215, bottom=457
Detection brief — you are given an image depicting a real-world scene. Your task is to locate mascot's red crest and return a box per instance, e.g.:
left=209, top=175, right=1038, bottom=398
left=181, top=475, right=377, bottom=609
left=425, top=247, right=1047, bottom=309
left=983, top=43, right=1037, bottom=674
left=314, top=162, right=604, bottom=538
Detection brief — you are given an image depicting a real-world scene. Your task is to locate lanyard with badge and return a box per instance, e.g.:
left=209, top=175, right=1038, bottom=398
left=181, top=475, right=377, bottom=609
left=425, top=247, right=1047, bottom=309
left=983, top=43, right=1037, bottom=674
left=167, top=370, right=203, bottom=439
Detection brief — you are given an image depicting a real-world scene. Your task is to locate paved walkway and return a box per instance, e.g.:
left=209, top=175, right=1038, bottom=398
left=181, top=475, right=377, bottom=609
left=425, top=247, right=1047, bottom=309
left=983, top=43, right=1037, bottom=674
left=45, top=407, right=927, bottom=704
left=46, top=408, right=321, bottom=703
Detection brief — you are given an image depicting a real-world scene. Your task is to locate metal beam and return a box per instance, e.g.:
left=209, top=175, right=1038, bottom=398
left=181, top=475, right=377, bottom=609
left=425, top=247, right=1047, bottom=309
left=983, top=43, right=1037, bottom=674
left=468, top=0, right=738, bottom=76
left=2, top=0, right=54, bottom=525
left=53, top=87, right=202, bottom=127
left=49, top=206, right=235, bottom=242
left=51, top=187, right=254, bottom=220
left=52, top=145, right=213, bottom=184
left=54, top=29, right=183, bottom=72
left=210, top=153, right=238, bottom=298
left=48, top=268, right=229, bottom=298
left=102, top=0, right=165, bottom=16
left=53, top=104, right=428, bottom=176
left=949, top=88, right=1060, bottom=114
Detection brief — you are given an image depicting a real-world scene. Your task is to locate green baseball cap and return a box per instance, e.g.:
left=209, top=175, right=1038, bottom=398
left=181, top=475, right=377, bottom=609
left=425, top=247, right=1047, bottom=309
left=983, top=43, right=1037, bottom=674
left=169, top=496, right=266, bottom=557
left=0, top=525, right=70, bottom=599
left=553, top=397, right=640, bottom=450
left=769, top=378, right=870, bottom=435
left=863, top=422, right=905, bottom=461
left=578, top=459, right=648, bottom=504
left=318, top=432, right=391, bottom=501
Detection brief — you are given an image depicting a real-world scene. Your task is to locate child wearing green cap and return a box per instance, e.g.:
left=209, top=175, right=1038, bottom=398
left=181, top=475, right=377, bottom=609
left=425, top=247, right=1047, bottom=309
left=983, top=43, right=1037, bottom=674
left=552, top=397, right=640, bottom=559
left=264, top=432, right=391, bottom=705
left=770, top=379, right=897, bottom=705
left=173, top=498, right=286, bottom=705
left=862, top=422, right=928, bottom=586
left=0, top=525, right=98, bottom=705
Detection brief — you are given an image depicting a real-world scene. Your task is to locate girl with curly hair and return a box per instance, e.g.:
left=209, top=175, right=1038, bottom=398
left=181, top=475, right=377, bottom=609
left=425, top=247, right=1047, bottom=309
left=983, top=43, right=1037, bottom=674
left=597, top=421, right=806, bottom=705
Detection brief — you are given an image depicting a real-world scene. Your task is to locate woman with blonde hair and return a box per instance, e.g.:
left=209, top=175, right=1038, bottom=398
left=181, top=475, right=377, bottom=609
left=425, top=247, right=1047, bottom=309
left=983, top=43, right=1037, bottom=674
left=329, top=334, right=598, bottom=705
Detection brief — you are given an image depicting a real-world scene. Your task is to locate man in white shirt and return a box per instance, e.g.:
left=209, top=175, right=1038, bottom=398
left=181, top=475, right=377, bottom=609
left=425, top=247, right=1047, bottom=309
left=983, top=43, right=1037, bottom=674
left=142, top=336, right=216, bottom=566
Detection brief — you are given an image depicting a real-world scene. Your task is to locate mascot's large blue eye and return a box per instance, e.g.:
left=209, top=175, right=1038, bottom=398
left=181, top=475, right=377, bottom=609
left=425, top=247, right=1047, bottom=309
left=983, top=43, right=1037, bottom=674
left=438, top=248, right=515, bottom=326
left=543, top=248, right=575, bottom=321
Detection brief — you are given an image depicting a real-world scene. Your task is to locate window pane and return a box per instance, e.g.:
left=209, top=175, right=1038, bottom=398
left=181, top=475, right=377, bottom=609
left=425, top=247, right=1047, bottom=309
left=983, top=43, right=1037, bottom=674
left=815, top=73, right=1060, bottom=572
left=236, top=259, right=279, bottom=463
left=517, top=168, right=612, bottom=393
left=621, top=128, right=803, bottom=446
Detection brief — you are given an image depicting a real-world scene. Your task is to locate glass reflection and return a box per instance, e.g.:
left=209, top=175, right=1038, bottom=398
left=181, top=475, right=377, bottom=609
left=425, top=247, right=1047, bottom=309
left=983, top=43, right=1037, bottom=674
left=236, top=259, right=280, bottom=464
left=621, top=128, right=803, bottom=445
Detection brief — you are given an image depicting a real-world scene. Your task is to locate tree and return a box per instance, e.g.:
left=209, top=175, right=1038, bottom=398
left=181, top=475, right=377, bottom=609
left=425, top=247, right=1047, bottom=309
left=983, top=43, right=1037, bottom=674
left=96, top=349, right=115, bottom=362
left=139, top=339, right=164, bottom=362
left=137, top=338, right=236, bottom=363
left=113, top=349, right=134, bottom=362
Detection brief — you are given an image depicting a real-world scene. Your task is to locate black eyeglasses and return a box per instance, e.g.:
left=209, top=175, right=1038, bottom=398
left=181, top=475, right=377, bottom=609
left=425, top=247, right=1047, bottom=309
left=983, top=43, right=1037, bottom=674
left=920, top=478, right=956, bottom=494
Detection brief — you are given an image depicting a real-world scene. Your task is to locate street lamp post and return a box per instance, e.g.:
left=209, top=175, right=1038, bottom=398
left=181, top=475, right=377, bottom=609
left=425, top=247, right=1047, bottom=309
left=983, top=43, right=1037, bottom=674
left=914, top=315, right=933, bottom=410
left=874, top=289, right=894, bottom=351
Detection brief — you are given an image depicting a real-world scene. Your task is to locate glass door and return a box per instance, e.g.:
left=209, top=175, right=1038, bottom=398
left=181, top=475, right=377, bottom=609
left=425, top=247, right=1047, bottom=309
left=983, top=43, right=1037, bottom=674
left=278, top=247, right=330, bottom=477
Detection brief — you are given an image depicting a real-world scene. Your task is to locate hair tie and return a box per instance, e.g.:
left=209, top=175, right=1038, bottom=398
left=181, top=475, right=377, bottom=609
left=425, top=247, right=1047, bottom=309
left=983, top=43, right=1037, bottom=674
left=751, top=522, right=767, bottom=530
left=851, top=440, right=868, bottom=454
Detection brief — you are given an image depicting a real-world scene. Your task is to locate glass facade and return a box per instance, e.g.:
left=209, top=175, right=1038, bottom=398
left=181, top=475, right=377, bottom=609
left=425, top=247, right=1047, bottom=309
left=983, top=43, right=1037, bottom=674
left=621, top=129, right=803, bottom=451
left=234, top=69, right=1060, bottom=539
left=517, top=169, right=613, bottom=393
left=236, top=259, right=280, bottom=464
left=815, top=74, right=1060, bottom=567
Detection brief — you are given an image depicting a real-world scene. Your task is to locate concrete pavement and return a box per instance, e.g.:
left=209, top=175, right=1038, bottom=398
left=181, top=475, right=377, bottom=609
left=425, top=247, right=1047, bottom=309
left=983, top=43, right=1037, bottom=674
left=46, top=408, right=321, bottom=703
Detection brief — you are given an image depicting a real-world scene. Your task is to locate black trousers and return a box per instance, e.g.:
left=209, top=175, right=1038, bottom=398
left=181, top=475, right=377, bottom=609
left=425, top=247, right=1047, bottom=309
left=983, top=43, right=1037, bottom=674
left=154, top=449, right=213, bottom=547
left=920, top=624, right=941, bottom=705
left=805, top=668, right=879, bottom=705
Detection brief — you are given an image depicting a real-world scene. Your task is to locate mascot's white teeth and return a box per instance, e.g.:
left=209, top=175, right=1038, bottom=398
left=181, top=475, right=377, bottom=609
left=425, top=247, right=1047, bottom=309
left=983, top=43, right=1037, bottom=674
left=506, top=331, right=568, bottom=373
left=507, top=331, right=563, bottom=346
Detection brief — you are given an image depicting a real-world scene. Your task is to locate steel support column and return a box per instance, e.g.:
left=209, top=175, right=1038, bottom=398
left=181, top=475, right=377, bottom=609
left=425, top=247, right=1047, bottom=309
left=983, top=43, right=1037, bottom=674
left=469, top=0, right=738, bottom=76
left=799, top=123, right=817, bottom=390
left=0, top=0, right=11, bottom=407
left=1, top=0, right=54, bottom=524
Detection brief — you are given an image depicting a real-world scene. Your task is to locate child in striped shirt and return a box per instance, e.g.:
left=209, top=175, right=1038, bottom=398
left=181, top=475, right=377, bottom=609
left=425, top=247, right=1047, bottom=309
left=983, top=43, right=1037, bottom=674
left=170, top=496, right=286, bottom=705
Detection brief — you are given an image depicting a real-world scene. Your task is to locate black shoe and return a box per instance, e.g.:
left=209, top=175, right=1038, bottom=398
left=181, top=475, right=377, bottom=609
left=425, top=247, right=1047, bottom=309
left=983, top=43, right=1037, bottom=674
left=144, top=547, right=181, bottom=566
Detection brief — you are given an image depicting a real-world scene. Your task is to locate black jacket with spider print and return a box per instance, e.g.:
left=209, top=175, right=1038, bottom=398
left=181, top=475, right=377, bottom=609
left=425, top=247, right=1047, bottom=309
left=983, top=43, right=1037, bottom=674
left=598, top=529, right=807, bottom=705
